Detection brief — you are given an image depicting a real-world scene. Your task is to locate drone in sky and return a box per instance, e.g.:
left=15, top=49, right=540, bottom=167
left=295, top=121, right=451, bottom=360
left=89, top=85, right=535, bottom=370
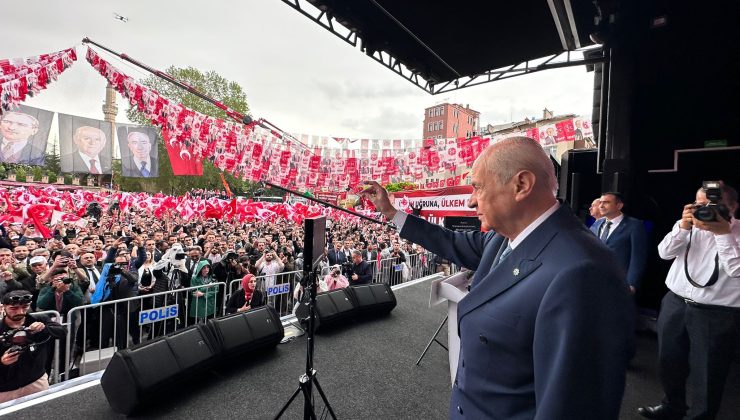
left=113, top=13, right=129, bottom=23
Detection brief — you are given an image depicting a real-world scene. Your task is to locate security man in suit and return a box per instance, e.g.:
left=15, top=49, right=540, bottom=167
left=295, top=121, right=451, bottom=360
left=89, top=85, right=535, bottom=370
left=590, top=192, right=649, bottom=293
left=362, top=136, right=634, bottom=419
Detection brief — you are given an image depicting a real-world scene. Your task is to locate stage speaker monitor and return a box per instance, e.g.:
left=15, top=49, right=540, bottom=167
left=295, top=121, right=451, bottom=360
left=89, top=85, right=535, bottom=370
left=346, top=283, right=397, bottom=317
left=207, top=305, right=284, bottom=357
left=100, top=324, right=220, bottom=415
left=296, top=288, right=357, bottom=332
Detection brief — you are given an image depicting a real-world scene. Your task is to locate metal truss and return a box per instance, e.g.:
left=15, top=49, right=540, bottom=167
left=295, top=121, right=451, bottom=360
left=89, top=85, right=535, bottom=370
left=281, top=0, right=605, bottom=95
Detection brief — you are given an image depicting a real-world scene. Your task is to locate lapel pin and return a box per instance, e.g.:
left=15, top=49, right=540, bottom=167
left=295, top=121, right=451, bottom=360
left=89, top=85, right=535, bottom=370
left=513, top=268, right=520, bottom=276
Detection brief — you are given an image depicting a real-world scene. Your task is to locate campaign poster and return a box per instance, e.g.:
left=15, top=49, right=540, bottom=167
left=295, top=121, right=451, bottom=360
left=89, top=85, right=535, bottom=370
left=58, top=113, right=113, bottom=174
left=0, top=104, right=54, bottom=166
left=117, top=124, right=160, bottom=178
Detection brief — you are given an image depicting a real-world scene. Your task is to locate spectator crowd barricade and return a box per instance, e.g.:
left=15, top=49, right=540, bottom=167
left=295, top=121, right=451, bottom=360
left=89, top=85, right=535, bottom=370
left=63, top=282, right=226, bottom=378
left=35, top=252, right=448, bottom=383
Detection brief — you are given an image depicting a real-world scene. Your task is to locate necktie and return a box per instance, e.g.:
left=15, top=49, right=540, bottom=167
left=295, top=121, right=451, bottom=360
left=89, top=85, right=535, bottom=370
left=88, top=268, right=99, bottom=284
left=600, top=221, right=612, bottom=242
left=488, top=242, right=513, bottom=275
left=89, top=159, right=100, bottom=174
left=140, top=162, right=150, bottom=177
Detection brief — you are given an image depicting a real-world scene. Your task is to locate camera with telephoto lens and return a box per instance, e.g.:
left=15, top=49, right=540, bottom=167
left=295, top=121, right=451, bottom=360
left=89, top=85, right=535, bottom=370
left=694, top=181, right=731, bottom=222
left=0, top=327, right=40, bottom=355
left=109, top=264, right=123, bottom=275
left=175, top=253, right=186, bottom=260
left=61, top=277, right=73, bottom=285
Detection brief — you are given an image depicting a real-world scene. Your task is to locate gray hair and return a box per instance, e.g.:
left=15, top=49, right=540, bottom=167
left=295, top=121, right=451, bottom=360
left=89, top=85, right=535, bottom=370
left=479, top=136, right=558, bottom=196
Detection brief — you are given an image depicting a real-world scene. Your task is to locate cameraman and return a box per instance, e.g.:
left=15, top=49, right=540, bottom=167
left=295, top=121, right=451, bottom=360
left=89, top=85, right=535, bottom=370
left=1, top=290, right=66, bottom=403
left=348, top=251, right=373, bottom=285
left=639, top=182, right=740, bottom=420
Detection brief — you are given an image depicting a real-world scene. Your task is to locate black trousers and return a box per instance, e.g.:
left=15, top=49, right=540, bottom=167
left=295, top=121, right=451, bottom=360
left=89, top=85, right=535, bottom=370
left=657, top=291, right=740, bottom=419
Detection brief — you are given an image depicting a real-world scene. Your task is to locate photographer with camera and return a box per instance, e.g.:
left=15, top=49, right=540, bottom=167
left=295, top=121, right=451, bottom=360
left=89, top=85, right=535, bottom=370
left=36, top=269, right=83, bottom=322
left=0, top=290, right=66, bottom=403
left=348, top=250, right=373, bottom=285
left=323, top=266, right=349, bottom=291
left=76, top=249, right=138, bottom=356
left=639, top=182, right=740, bottom=420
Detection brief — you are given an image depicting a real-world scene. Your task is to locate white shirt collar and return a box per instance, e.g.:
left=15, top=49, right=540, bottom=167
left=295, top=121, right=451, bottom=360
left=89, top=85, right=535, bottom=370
left=133, top=156, right=152, bottom=171
left=606, top=213, right=624, bottom=225
left=509, top=201, right=560, bottom=250
left=78, top=152, right=101, bottom=170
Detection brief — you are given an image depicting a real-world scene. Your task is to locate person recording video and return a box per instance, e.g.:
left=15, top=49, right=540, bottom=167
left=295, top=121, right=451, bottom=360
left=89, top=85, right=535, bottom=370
left=1, top=290, right=66, bottom=403
left=348, top=251, right=373, bottom=285
left=638, top=181, right=740, bottom=420
left=322, top=266, right=349, bottom=291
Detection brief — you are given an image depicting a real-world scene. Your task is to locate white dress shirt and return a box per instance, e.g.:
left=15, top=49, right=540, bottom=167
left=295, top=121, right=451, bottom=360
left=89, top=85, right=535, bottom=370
left=598, top=213, right=624, bottom=240
left=133, top=157, right=152, bottom=173
left=658, top=219, right=740, bottom=307
left=392, top=201, right=560, bottom=251
left=78, top=152, right=101, bottom=172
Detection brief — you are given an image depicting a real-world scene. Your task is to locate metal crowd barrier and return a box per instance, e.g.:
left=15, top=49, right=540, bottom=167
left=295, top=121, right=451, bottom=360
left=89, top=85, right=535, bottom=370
left=30, top=310, right=62, bottom=385
left=64, top=282, right=226, bottom=377
left=227, top=270, right=303, bottom=318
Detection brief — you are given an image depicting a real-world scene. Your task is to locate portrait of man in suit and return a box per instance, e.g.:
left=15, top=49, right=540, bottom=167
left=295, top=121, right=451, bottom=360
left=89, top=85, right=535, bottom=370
left=0, top=107, right=52, bottom=166
left=590, top=192, right=649, bottom=293
left=59, top=114, right=112, bottom=175
left=361, top=136, right=635, bottom=419
left=119, top=127, right=158, bottom=178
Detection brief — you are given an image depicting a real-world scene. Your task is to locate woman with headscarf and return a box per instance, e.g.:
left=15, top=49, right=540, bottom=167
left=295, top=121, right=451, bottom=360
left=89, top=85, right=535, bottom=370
left=225, top=273, right=264, bottom=314
left=188, top=260, right=218, bottom=323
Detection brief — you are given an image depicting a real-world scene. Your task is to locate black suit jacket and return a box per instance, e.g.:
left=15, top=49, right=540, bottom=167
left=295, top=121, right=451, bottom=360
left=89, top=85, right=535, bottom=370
left=121, top=155, right=158, bottom=177
left=61, top=151, right=111, bottom=174
left=0, top=139, right=46, bottom=165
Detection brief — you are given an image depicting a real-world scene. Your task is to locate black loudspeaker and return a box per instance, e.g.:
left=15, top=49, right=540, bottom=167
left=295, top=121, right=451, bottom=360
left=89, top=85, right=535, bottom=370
left=101, top=307, right=284, bottom=415
left=101, top=324, right=220, bottom=415
left=207, top=306, right=284, bottom=357
left=295, top=288, right=357, bottom=331
left=346, top=284, right=397, bottom=317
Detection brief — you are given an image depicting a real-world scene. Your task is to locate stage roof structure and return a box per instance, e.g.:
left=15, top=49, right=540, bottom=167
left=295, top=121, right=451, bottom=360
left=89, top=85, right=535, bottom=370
left=282, top=0, right=606, bottom=94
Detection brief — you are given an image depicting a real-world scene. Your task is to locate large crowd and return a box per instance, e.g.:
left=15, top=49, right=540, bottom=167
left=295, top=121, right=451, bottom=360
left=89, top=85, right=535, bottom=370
left=0, top=189, right=441, bottom=401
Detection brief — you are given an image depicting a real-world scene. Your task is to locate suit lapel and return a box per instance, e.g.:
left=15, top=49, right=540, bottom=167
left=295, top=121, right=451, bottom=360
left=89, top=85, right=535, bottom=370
left=458, top=207, right=566, bottom=321
left=605, top=217, right=627, bottom=244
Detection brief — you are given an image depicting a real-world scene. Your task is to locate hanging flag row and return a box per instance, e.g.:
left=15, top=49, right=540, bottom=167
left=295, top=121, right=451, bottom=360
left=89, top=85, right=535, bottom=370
left=0, top=47, right=77, bottom=113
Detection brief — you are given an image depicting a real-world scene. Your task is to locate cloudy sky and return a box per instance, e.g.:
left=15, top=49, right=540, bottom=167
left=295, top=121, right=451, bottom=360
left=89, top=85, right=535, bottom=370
left=2, top=0, right=594, bottom=140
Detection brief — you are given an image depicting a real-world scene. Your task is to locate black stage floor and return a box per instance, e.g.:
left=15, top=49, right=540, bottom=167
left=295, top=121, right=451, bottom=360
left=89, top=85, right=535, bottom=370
left=9, top=278, right=740, bottom=419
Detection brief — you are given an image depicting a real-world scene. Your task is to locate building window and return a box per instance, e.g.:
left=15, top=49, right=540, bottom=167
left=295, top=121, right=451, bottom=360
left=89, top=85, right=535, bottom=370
left=439, top=106, right=444, bottom=115
left=428, top=122, right=433, bottom=132
left=439, top=121, right=444, bottom=130
left=428, top=109, right=433, bottom=118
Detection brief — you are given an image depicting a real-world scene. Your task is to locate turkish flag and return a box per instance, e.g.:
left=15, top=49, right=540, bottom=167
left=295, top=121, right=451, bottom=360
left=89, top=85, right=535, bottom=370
left=25, top=204, right=55, bottom=239
left=163, top=130, right=203, bottom=176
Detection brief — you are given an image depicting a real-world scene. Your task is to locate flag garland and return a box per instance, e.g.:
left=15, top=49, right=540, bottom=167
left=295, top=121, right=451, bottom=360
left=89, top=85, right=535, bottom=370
left=0, top=48, right=77, bottom=113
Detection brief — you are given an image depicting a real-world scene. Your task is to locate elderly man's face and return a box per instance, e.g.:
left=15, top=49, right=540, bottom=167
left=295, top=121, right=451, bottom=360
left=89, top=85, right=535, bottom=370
left=0, top=112, right=38, bottom=142
left=74, top=126, right=106, bottom=157
left=468, top=154, right=510, bottom=232
left=589, top=199, right=602, bottom=218
left=127, top=132, right=152, bottom=160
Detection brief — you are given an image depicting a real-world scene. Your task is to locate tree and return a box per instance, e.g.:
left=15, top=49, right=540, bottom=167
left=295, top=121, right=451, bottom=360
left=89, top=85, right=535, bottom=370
left=123, top=66, right=257, bottom=196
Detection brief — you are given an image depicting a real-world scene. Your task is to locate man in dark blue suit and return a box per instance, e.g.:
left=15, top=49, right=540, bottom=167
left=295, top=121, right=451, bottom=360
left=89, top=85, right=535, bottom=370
left=327, top=242, right=348, bottom=267
left=362, top=137, right=634, bottom=419
left=590, top=192, right=649, bottom=293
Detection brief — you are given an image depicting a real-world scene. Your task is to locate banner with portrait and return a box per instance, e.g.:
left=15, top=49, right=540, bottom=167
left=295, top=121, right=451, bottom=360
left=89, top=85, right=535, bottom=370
left=58, top=113, right=113, bottom=174
left=0, top=104, right=53, bottom=166
left=117, top=124, right=159, bottom=178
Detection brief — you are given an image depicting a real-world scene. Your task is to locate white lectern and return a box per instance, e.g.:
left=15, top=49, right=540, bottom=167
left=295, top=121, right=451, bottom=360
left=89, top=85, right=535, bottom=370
left=420, top=271, right=470, bottom=385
